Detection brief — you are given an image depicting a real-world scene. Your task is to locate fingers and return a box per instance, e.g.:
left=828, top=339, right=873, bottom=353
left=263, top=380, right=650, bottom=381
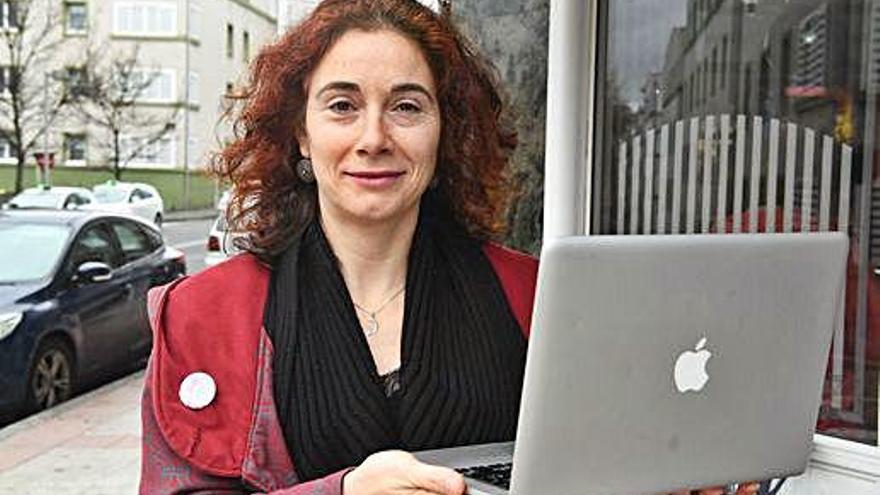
left=407, top=459, right=466, bottom=495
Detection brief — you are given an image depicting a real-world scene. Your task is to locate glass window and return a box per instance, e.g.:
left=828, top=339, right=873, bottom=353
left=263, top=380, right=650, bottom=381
left=0, top=1, right=18, bottom=30
left=65, top=1, right=87, bottom=34
left=131, top=68, right=175, bottom=102
left=243, top=30, right=250, bottom=62
left=64, top=134, right=86, bottom=163
left=65, top=67, right=88, bottom=98
left=596, top=0, right=878, bottom=445
left=110, top=220, right=154, bottom=264
left=68, top=224, right=117, bottom=270
left=121, top=135, right=175, bottom=166
left=187, top=71, right=199, bottom=104
left=0, top=223, right=70, bottom=282
left=0, top=134, right=13, bottom=160
left=226, top=23, right=234, bottom=58
left=113, top=1, right=176, bottom=36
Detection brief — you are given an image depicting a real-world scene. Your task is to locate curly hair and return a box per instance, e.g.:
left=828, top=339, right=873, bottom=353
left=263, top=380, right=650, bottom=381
left=212, top=0, right=518, bottom=261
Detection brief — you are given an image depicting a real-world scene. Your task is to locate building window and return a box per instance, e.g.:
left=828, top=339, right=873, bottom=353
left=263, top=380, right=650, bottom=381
left=131, top=68, right=175, bottom=102
left=720, top=36, right=728, bottom=90
left=0, top=1, right=17, bottom=30
left=188, top=1, right=200, bottom=40
left=65, top=67, right=88, bottom=98
left=0, top=66, right=13, bottom=97
left=226, top=23, right=234, bottom=58
left=243, top=30, right=250, bottom=62
left=64, top=134, right=86, bottom=164
left=64, top=1, right=87, bottom=35
left=0, top=134, right=13, bottom=161
left=113, top=1, right=177, bottom=36
left=121, top=135, right=175, bottom=167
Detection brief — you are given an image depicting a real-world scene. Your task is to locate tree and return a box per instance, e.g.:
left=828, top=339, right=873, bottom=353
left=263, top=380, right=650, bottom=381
left=72, top=46, right=179, bottom=179
left=0, top=0, right=69, bottom=193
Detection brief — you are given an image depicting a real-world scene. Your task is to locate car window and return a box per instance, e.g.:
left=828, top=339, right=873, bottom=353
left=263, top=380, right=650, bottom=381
left=110, top=220, right=155, bottom=264
left=93, top=187, right=128, bottom=204
left=68, top=224, right=118, bottom=271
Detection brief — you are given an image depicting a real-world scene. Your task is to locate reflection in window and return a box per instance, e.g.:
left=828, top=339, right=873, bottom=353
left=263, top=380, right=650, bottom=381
left=597, top=0, right=879, bottom=446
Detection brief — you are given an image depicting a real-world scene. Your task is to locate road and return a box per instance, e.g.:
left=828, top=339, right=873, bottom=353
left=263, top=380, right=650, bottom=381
left=162, top=217, right=214, bottom=275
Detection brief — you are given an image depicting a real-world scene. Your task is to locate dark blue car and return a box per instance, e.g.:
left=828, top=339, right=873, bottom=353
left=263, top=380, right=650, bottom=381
left=0, top=210, right=185, bottom=417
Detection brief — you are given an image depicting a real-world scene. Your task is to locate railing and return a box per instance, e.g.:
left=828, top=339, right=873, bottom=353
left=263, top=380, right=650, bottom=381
left=615, top=114, right=855, bottom=414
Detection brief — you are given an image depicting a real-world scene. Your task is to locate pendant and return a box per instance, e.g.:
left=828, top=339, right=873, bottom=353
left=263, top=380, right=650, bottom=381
left=364, top=314, right=379, bottom=337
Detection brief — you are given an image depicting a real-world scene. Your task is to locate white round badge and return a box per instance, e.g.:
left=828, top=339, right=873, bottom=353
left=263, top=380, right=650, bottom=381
left=178, top=372, right=217, bottom=410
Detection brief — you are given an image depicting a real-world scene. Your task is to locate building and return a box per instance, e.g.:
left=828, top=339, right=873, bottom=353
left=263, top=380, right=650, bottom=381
left=0, top=0, right=277, bottom=172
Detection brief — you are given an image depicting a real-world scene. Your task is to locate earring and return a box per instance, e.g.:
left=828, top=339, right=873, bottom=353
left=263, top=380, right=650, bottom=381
left=296, top=158, right=315, bottom=183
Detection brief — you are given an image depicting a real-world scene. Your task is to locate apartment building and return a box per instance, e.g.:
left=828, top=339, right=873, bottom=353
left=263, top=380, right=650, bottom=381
left=0, top=0, right=276, bottom=171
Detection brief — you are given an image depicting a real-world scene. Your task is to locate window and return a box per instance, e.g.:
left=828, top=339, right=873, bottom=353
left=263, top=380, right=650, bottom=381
left=64, top=1, right=87, bottom=34
left=65, top=67, right=88, bottom=98
left=0, top=66, right=12, bottom=97
left=69, top=224, right=117, bottom=270
left=113, top=1, right=177, bottom=36
left=110, top=220, right=154, bottom=264
left=121, top=135, right=175, bottom=167
left=0, top=1, right=17, bottom=30
left=131, top=68, right=175, bottom=102
left=598, top=0, right=879, bottom=446
left=226, top=23, right=234, bottom=58
left=188, top=1, right=201, bottom=40
left=64, top=134, right=86, bottom=164
left=0, top=134, right=13, bottom=161
left=243, top=30, right=250, bottom=62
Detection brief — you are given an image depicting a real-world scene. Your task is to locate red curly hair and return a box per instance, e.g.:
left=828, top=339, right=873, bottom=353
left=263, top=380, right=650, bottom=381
left=213, top=0, right=517, bottom=261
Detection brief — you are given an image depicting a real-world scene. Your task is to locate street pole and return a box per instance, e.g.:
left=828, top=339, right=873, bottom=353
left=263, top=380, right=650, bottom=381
left=183, top=0, right=191, bottom=209
left=42, top=71, right=49, bottom=186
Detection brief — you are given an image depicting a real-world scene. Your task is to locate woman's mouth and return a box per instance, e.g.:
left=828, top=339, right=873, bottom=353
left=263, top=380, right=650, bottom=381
left=344, top=170, right=406, bottom=188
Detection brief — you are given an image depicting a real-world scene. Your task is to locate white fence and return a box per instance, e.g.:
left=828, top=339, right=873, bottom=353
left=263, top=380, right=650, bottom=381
left=615, top=114, right=855, bottom=413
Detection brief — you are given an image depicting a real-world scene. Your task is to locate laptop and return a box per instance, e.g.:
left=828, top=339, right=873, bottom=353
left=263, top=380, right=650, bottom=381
left=416, top=233, right=848, bottom=495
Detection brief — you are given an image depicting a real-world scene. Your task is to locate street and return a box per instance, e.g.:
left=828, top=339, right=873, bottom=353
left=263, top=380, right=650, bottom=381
left=0, top=216, right=216, bottom=493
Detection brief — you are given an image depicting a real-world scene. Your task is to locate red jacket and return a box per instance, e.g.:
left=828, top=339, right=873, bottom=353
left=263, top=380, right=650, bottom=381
left=140, top=243, right=538, bottom=494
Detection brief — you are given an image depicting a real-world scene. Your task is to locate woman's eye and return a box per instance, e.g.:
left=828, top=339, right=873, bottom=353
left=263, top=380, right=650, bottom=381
left=394, top=101, right=421, bottom=113
left=329, top=100, right=355, bottom=113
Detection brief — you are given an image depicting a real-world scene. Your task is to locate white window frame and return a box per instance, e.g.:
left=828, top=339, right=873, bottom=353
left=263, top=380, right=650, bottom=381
left=131, top=67, right=176, bottom=103
left=121, top=134, right=176, bottom=168
left=63, top=133, right=87, bottom=166
left=0, top=1, right=17, bottom=31
left=64, top=1, right=88, bottom=35
left=188, top=0, right=201, bottom=41
left=112, top=1, right=178, bottom=37
left=0, top=133, right=14, bottom=164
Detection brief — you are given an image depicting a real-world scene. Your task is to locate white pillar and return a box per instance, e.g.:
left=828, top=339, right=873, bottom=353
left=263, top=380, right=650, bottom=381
left=542, top=0, right=597, bottom=240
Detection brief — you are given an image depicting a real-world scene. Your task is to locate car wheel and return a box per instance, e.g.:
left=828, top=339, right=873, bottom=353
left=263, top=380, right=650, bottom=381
left=26, top=339, right=75, bottom=413
left=154, top=213, right=163, bottom=229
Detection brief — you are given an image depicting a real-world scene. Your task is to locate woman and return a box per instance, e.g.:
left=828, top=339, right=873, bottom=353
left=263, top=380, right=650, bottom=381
left=139, top=1, right=757, bottom=493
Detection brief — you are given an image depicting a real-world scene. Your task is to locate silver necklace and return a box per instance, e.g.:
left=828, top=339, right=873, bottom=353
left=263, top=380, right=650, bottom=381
left=352, top=285, right=406, bottom=337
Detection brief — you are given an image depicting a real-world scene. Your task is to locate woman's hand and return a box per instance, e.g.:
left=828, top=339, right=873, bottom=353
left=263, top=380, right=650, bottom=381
left=343, top=450, right=467, bottom=495
left=669, top=482, right=761, bottom=495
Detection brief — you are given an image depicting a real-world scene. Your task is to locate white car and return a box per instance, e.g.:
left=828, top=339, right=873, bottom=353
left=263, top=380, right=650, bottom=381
left=204, top=212, right=245, bottom=266
left=83, top=181, right=165, bottom=227
left=3, top=186, right=95, bottom=210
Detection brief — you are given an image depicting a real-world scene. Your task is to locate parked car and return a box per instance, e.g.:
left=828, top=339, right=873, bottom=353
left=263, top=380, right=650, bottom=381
left=3, top=186, right=95, bottom=210
left=0, top=209, right=185, bottom=418
left=82, top=181, right=165, bottom=228
left=204, top=212, right=244, bottom=266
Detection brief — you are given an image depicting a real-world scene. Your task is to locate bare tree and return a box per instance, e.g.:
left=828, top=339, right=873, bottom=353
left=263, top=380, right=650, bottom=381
left=0, top=0, right=68, bottom=193
left=73, top=46, right=178, bottom=179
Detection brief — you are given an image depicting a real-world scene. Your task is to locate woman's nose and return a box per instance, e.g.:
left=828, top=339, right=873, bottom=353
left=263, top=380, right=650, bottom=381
left=356, top=110, right=392, bottom=156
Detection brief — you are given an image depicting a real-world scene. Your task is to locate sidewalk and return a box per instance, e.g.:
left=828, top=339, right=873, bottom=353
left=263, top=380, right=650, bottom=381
left=0, top=371, right=145, bottom=494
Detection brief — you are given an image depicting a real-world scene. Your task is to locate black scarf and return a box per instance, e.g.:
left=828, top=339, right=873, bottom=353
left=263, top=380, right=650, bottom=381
left=265, top=199, right=527, bottom=481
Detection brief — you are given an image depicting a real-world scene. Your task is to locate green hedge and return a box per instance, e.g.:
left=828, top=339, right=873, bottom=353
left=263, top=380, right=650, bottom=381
left=0, top=165, right=218, bottom=211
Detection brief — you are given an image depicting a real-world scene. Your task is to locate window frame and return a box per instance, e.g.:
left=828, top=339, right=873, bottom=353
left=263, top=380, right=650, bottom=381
left=63, top=133, right=87, bottom=165
left=112, top=1, right=178, bottom=37
left=64, top=1, right=88, bottom=36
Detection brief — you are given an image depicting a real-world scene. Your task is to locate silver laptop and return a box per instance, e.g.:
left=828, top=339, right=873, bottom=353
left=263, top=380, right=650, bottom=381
left=416, top=233, right=848, bottom=495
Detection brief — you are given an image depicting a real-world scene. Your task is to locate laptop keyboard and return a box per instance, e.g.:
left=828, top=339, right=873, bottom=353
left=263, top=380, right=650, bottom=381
left=456, top=462, right=512, bottom=490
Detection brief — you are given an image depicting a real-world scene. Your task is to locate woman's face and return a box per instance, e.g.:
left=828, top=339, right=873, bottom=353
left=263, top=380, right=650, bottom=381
left=300, top=28, right=441, bottom=226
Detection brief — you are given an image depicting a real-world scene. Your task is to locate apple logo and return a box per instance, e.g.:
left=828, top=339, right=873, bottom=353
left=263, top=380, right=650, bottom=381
left=674, top=337, right=712, bottom=393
